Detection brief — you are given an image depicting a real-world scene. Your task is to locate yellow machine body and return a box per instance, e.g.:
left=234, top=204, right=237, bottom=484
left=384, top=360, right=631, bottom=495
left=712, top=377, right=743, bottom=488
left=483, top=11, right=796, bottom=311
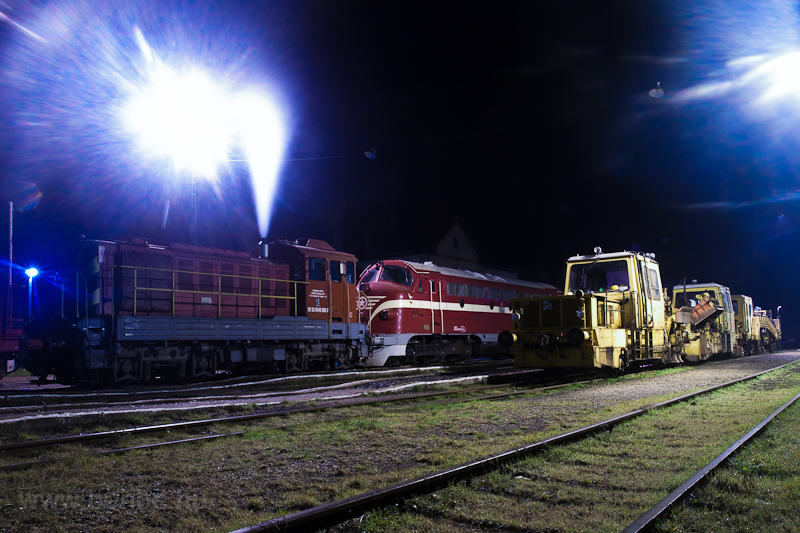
left=672, top=282, right=736, bottom=362
left=510, top=251, right=682, bottom=371
left=732, top=294, right=758, bottom=356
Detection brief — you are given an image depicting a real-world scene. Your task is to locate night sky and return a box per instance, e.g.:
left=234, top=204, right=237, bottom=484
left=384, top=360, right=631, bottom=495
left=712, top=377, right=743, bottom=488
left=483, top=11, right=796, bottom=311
left=0, top=1, right=798, bottom=338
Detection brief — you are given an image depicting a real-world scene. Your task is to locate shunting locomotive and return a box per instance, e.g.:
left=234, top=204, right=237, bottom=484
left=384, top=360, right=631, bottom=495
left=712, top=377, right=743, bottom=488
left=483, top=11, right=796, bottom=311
left=505, top=248, right=685, bottom=371
left=22, top=237, right=365, bottom=385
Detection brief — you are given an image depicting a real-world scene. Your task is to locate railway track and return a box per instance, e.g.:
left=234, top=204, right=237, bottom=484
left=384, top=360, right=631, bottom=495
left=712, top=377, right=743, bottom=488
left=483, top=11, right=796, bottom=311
left=228, top=363, right=796, bottom=533
left=0, top=360, right=513, bottom=410
left=0, top=371, right=599, bottom=470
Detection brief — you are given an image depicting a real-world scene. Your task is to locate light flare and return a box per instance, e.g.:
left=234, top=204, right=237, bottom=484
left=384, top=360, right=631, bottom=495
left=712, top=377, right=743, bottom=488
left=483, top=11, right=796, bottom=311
left=122, top=29, right=287, bottom=234
left=235, top=91, right=286, bottom=237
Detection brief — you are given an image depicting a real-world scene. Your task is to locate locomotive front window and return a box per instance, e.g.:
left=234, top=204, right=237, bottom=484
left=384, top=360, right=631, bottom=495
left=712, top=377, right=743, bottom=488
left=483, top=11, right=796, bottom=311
left=359, top=267, right=378, bottom=291
left=380, top=265, right=413, bottom=287
left=568, top=260, right=629, bottom=293
left=308, top=257, right=326, bottom=282
left=347, top=262, right=355, bottom=284
left=360, top=267, right=378, bottom=285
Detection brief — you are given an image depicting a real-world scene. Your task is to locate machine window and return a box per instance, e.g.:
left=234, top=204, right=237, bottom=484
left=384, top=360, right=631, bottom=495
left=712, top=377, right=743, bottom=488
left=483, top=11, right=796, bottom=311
left=568, top=260, right=629, bottom=293
left=674, top=290, right=717, bottom=308
left=347, top=262, right=355, bottom=284
left=308, top=257, right=326, bottom=281
left=732, top=301, right=739, bottom=314
left=380, top=265, right=413, bottom=287
left=648, top=267, right=661, bottom=301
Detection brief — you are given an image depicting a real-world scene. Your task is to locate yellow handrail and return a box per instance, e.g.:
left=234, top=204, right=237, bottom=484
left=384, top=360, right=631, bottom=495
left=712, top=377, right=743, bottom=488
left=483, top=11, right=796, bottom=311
left=111, top=264, right=307, bottom=318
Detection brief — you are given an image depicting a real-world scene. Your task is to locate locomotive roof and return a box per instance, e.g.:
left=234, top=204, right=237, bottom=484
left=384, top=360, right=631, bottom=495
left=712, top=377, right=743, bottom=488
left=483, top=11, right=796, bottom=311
left=76, top=238, right=280, bottom=264
left=391, top=260, right=557, bottom=290
left=272, top=239, right=358, bottom=262
left=672, top=282, right=729, bottom=290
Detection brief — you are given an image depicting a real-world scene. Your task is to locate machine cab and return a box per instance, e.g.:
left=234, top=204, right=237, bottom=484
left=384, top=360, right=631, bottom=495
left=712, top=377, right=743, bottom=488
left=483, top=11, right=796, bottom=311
left=564, top=250, right=666, bottom=333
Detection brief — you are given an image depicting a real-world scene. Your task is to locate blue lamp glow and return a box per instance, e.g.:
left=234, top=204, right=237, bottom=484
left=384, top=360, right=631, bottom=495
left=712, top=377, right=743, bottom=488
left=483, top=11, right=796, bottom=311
left=25, top=267, right=38, bottom=319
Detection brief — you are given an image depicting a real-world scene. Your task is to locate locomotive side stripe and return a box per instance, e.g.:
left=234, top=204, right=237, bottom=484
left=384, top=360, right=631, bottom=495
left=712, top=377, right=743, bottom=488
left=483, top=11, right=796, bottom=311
left=367, top=298, right=511, bottom=324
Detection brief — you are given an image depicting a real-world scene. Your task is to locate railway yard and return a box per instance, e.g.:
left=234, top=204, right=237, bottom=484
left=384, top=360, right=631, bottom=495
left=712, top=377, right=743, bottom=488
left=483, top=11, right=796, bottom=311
left=0, top=352, right=798, bottom=532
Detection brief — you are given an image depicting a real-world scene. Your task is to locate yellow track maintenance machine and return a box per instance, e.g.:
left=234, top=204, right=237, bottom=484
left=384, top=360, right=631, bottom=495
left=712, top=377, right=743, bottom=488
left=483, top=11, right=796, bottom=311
left=502, top=248, right=686, bottom=372
left=753, top=306, right=781, bottom=352
left=732, top=294, right=759, bottom=356
left=672, top=282, right=736, bottom=362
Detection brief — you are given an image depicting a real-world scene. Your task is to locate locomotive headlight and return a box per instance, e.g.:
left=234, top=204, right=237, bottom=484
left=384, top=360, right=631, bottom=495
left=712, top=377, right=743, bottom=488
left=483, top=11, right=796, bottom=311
left=512, top=311, right=521, bottom=321
left=576, top=309, right=585, bottom=319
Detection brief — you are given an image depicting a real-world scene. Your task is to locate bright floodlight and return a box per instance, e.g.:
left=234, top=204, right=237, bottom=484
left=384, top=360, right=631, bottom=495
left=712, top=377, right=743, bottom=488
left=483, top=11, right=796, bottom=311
left=746, top=51, right=800, bottom=103
left=123, top=63, right=236, bottom=178
left=25, top=267, right=38, bottom=279
left=121, top=28, right=287, bottom=238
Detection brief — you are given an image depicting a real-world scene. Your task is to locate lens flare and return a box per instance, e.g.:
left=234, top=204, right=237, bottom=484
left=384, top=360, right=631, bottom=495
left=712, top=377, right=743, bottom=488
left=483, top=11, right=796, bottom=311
left=122, top=28, right=287, bottom=235
left=1, top=3, right=289, bottom=244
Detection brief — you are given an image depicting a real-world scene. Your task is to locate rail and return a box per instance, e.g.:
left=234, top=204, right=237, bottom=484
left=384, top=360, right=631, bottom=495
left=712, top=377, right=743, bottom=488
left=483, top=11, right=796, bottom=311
left=622, top=390, right=800, bottom=532
left=110, top=265, right=307, bottom=318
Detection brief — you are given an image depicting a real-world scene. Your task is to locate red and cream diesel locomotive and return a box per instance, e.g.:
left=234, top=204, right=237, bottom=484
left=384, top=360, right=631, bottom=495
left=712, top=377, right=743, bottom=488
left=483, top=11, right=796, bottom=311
left=358, top=260, right=559, bottom=366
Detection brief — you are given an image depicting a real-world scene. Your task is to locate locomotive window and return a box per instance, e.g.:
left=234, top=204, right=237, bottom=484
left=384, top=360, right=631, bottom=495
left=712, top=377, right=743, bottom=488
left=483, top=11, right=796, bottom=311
left=476, top=286, right=488, bottom=299
left=347, top=262, right=355, bottom=284
left=418, top=281, right=425, bottom=293
left=732, top=301, right=739, bottom=314
left=568, top=260, right=629, bottom=294
left=380, top=265, right=413, bottom=287
left=430, top=281, right=436, bottom=293
left=330, top=261, right=342, bottom=283
left=360, top=267, right=378, bottom=285
left=308, top=257, right=326, bottom=281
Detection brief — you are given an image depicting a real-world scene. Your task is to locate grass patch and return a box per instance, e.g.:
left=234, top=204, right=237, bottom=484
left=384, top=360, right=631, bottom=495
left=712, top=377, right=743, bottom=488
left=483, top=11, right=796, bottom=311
left=655, top=399, right=800, bottom=533
left=2, top=361, right=799, bottom=533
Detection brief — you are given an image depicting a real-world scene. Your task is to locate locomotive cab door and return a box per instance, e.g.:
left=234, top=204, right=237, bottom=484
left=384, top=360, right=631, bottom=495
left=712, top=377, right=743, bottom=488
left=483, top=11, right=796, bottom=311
left=430, top=279, right=443, bottom=334
left=327, top=259, right=355, bottom=331
left=305, top=257, right=330, bottom=321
